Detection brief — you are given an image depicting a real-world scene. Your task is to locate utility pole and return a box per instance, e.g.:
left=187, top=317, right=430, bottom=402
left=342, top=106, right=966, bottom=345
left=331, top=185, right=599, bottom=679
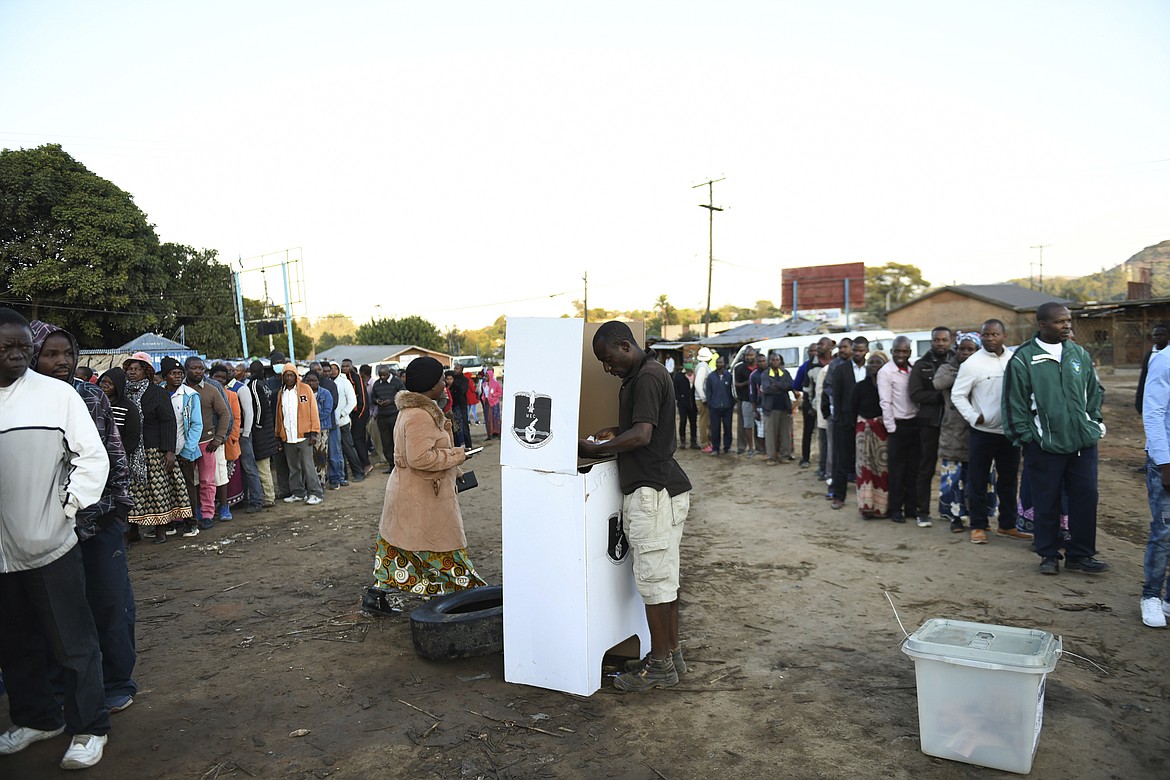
left=583, top=271, right=588, bottom=323
left=694, top=177, right=725, bottom=337
left=1030, top=244, right=1050, bottom=292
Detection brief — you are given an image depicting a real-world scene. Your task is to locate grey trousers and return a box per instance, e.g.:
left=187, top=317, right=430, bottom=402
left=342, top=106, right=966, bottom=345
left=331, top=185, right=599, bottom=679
left=764, top=410, right=794, bottom=460
left=284, top=439, right=323, bottom=498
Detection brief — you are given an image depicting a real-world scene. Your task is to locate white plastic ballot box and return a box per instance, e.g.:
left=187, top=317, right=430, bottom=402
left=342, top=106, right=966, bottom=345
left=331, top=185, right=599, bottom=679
left=501, top=317, right=650, bottom=695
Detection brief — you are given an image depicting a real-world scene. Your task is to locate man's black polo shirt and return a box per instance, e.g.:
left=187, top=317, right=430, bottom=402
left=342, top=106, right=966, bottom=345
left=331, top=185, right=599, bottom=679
left=616, top=354, right=692, bottom=497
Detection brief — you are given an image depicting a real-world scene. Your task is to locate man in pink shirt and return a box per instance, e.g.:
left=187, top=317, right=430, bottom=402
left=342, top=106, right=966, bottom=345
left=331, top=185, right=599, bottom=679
left=878, top=336, right=925, bottom=526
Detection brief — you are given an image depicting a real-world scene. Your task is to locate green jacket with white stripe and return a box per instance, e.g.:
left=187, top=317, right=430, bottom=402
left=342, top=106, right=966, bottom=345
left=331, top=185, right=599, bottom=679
left=1002, top=333, right=1104, bottom=455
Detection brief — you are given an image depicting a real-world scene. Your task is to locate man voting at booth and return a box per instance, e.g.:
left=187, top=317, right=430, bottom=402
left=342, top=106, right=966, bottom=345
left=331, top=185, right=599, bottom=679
left=578, top=321, right=692, bottom=691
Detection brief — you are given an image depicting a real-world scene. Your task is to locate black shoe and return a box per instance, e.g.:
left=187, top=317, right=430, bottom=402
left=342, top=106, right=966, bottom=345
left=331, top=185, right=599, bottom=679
left=1039, top=557, right=1060, bottom=575
left=1065, top=556, right=1110, bottom=574
left=889, top=514, right=906, bottom=524
left=245, top=505, right=261, bottom=514
left=361, top=588, right=402, bottom=617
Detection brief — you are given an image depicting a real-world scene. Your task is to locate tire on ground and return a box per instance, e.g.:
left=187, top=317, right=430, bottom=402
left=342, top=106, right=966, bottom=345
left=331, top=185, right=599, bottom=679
left=409, top=585, right=503, bottom=660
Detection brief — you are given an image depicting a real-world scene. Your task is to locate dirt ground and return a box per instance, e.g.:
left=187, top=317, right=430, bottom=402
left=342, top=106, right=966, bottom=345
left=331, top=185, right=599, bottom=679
left=4, top=370, right=1169, bottom=779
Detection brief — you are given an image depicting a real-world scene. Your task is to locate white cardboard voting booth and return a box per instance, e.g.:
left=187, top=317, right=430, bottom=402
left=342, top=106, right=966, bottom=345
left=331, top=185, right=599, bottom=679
left=501, top=317, right=649, bottom=695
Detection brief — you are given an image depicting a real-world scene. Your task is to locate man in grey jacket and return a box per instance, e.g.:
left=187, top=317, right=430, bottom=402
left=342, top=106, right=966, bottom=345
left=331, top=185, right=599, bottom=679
left=0, top=308, right=112, bottom=769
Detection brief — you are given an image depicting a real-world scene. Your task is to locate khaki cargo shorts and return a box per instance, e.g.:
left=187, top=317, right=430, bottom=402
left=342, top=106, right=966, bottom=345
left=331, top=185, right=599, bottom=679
left=622, top=487, right=690, bottom=605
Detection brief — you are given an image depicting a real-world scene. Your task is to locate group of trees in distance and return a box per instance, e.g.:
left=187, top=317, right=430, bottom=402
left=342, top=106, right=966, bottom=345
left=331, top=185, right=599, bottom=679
left=10, top=143, right=1143, bottom=364
left=0, top=144, right=312, bottom=358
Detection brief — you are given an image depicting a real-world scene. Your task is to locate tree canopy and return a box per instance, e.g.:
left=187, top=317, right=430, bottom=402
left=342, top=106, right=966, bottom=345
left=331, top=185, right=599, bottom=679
left=355, top=315, right=444, bottom=351
left=0, top=144, right=169, bottom=344
left=865, top=262, right=930, bottom=319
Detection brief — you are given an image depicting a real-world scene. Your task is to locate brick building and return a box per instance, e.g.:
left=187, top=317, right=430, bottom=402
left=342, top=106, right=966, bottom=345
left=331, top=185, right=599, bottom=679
left=887, top=284, right=1070, bottom=343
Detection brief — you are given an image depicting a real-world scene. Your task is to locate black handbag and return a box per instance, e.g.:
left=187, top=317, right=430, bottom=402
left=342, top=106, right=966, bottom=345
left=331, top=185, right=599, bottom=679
left=456, top=470, right=478, bottom=492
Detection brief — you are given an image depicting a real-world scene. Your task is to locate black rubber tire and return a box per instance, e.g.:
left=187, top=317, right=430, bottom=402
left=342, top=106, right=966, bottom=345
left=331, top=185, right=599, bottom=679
left=409, top=585, right=503, bottom=660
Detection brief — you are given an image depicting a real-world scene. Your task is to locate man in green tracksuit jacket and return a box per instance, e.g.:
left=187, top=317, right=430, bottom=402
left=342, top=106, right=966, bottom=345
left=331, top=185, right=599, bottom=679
left=1002, top=302, right=1108, bottom=576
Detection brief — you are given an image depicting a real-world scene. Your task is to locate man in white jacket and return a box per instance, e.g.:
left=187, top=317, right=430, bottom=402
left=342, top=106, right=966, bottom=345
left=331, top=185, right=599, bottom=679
left=950, top=318, right=1028, bottom=545
left=332, top=363, right=364, bottom=483
left=694, top=347, right=713, bottom=451
left=0, top=308, right=112, bottom=770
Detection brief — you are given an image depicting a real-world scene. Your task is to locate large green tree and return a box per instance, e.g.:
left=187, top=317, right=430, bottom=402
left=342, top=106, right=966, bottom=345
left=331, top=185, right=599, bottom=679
left=865, top=262, right=930, bottom=319
left=355, top=315, right=444, bottom=352
left=0, top=144, right=169, bottom=346
left=160, top=243, right=239, bottom=356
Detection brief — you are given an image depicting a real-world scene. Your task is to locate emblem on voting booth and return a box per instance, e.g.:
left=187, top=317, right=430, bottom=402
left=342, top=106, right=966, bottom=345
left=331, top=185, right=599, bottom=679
left=512, top=391, right=552, bottom=448
left=607, top=512, right=629, bottom=564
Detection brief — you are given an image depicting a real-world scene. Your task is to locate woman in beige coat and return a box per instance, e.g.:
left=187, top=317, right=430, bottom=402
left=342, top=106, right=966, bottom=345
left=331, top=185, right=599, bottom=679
left=364, top=357, right=487, bottom=615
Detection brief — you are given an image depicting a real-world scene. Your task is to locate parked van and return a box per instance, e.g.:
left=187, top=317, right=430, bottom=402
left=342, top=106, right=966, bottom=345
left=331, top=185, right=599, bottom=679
left=893, top=331, right=936, bottom=363
left=731, top=329, right=898, bottom=369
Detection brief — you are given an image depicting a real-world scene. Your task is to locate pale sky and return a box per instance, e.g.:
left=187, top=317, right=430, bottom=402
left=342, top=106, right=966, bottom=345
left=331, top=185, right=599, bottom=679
left=3, top=0, right=1168, bottom=330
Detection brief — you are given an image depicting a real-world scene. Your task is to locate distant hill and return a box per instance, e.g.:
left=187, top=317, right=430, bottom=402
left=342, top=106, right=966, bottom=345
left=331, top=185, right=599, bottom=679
left=1008, top=239, right=1170, bottom=303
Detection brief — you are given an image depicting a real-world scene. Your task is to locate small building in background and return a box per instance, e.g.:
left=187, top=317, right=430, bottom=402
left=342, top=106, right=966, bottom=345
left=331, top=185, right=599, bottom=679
left=886, top=284, right=1070, bottom=344
left=316, top=344, right=453, bottom=370
left=78, top=333, right=199, bottom=374
left=1072, top=297, right=1170, bottom=369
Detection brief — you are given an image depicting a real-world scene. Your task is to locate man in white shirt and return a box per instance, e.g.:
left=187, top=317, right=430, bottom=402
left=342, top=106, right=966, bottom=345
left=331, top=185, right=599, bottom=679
left=694, top=347, right=712, bottom=451
left=950, top=319, right=1030, bottom=545
left=332, top=364, right=364, bottom=483
left=230, top=363, right=262, bottom=513
left=878, top=336, right=924, bottom=525
left=0, top=308, right=112, bottom=770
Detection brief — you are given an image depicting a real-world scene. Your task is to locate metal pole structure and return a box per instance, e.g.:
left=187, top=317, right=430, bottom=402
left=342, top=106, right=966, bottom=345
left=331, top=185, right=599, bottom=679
left=844, top=277, right=851, bottom=330
left=234, top=271, right=249, bottom=359
left=1030, top=244, right=1050, bottom=292
left=792, top=280, right=799, bottom=321
left=694, top=177, right=725, bottom=337
left=281, top=250, right=295, bottom=361
left=583, top=271, right=588, bottom=323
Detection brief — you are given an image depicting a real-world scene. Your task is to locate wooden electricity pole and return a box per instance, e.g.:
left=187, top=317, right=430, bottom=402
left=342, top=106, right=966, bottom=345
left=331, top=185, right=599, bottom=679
left=694, top=177, right=725, bottom=337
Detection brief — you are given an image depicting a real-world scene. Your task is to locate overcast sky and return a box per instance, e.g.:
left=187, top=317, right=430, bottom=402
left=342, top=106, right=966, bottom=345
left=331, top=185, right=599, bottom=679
left=3, top=0, right=1168, bottom=330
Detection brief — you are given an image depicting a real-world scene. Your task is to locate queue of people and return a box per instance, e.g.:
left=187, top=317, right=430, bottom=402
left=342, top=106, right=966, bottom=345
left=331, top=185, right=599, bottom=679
left=671, top=303, right=1113, bottom=583
left=0, top=305, right=496, bottom=771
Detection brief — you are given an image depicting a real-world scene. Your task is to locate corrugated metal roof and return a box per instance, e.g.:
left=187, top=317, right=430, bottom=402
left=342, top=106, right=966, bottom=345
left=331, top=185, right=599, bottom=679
left=315, top=344, right=453, bottom=366
left=113, top=333, right=192, bottom=352
left=889, top=283, right=1072, bottom=314
left=699, top=319, right=822, bottom=346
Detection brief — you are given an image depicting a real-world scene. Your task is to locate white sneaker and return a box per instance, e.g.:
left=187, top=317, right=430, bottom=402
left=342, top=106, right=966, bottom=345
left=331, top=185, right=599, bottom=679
left=916, top=517, right=933, bottom=528
left=1142, top=597, right=1167, bottom=628
left=60, top=733, right=106, bottom=769
left=0, top=725, right=65, bottom=754
left=305, top=495, right=323, bottom=505
left=283, top=495, right=304, bottom=503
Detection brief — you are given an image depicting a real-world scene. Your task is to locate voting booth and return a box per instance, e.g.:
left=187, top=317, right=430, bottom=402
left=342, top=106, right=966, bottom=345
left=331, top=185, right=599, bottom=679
left=501, top=318, right=649, bottom=695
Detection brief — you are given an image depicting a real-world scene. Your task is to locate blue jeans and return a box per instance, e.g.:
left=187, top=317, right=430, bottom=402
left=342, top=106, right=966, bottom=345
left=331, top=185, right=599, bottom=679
left=0, top=544, right=110, bottom=736
left=453, top=406, right=472, bottom=448
left=326, top=425, right=343, bottom=485
left=1143, top=455, right=1170, bottom=599
left=238, top=434, right=263, bottom=509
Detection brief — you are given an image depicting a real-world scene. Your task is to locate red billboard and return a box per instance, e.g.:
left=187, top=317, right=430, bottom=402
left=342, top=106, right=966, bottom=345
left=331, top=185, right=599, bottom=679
left=781, top=263, right=865, bottom=311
